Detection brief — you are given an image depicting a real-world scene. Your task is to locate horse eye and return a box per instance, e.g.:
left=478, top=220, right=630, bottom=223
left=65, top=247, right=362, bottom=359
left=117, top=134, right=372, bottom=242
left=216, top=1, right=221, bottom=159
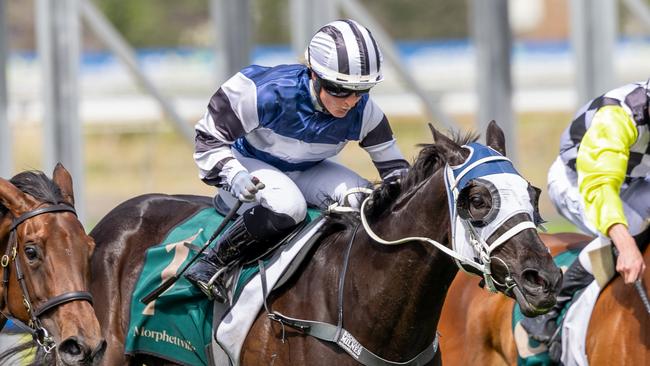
left=24, top=246, right=38, bottom=261
left=470, top=195, right=485, bottom=208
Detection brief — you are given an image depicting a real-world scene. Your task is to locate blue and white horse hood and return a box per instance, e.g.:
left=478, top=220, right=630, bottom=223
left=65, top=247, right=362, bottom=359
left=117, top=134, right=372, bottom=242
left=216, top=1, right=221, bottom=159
left=444, top=142, right=537, bottom=269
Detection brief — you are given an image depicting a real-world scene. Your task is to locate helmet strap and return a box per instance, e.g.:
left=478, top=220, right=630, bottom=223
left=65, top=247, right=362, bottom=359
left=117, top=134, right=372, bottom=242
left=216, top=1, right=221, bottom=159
left=310, top=72, right=330, bottom=115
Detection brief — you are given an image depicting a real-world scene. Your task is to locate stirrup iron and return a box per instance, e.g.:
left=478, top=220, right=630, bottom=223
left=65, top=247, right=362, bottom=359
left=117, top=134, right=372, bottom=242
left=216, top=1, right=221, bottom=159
left=196, top=281, right=215, bottom=301
left=207, top=266, right=229, bottom=287
left=199, top=266, right=230, bottom=302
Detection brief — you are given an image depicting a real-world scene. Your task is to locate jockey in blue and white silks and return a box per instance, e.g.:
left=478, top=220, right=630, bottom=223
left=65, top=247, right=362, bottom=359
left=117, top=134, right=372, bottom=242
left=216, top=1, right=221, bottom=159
left=186, top=19, right=410, bottom=302
left=194, top=64, right=407, bottom=214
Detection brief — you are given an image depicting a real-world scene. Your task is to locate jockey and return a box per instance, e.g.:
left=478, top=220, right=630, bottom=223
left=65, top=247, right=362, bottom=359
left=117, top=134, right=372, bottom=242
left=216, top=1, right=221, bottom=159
left=185, top=19, right=410, bottom=302
left=522, top=81, right=649, bottom=356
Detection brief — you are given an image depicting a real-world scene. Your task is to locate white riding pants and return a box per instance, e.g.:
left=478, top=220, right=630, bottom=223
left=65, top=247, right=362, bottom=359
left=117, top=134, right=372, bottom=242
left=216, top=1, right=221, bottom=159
left=547, top=156, right=650, bottom=273
left=219, top=148, right=371, bottom=224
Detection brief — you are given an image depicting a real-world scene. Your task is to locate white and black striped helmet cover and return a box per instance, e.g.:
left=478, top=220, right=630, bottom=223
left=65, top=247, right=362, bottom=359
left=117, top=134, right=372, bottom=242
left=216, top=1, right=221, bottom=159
left=306, top=19, right=383, bottom=89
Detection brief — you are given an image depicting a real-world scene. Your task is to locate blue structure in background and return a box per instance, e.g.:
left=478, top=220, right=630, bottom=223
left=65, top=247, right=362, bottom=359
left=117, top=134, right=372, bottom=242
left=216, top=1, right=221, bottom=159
left=7, top=36, right=650, bottom=75
left=5, top=39, right=574, bottom=69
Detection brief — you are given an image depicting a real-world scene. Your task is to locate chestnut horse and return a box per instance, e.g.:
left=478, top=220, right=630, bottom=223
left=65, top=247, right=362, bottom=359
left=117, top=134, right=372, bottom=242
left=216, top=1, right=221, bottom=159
left=0, top=164, right=105, bottom=365
left=74, top=122, right=561, bottom=365
left=439, top=232, right=650, bottom=365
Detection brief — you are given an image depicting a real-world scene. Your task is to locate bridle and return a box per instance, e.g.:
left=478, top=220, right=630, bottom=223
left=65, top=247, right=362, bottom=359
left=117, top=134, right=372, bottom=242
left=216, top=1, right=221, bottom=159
left=1, top=203, right=94, bottom=353
left=359, top=143, right=538, bottom=293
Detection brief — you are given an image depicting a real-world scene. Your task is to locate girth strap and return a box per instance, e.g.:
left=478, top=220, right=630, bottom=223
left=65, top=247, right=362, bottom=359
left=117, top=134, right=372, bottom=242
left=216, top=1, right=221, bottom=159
left=268, top=311, right=439, bottom=366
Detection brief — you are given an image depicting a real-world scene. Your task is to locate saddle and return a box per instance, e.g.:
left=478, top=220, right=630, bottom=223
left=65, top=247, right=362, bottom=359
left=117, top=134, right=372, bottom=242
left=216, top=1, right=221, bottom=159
left=206, top=195, right=318, bottom=302
left=125, top=201, right=328, bottom=366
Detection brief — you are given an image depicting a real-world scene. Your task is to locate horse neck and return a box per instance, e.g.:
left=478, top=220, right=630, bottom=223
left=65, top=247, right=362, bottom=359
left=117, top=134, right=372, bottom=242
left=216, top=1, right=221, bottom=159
left=345, top=170, right=458, bottom=357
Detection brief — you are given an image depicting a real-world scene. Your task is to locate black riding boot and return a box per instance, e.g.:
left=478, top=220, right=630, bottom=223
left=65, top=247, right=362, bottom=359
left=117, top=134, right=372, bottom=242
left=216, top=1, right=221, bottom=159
left=521, top=259, right=594, bottom=359
left=185, top=205, right=297, bottom=302
left=183, top=215, right=258, bottom=301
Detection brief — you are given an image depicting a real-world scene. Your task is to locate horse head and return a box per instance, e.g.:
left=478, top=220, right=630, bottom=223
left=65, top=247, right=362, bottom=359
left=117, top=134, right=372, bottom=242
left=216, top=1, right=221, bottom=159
left=0, top=164, right=105, bottom=365
left=430, top=121, right=562, bottom=315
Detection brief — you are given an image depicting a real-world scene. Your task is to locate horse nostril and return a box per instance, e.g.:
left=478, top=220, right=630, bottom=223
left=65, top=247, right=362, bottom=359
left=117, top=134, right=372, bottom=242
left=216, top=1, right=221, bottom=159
left=521, top=268, right=548, bottom=290
left=59, top=337, right=82, bottom=357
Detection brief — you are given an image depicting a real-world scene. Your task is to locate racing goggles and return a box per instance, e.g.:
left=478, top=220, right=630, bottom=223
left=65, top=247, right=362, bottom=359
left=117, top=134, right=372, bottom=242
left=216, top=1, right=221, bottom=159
left=320, top=78, right=371, bottom=98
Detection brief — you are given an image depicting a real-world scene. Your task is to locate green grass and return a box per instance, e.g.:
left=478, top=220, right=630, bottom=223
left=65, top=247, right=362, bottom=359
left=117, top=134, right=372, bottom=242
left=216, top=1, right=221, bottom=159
left=12, top=112, right=579, bottom=230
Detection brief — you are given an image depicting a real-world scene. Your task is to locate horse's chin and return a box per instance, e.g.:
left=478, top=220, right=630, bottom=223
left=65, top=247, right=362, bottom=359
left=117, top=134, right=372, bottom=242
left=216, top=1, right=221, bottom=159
left=55, top=352, right=68, bottom=366
left=512, top=285, right=555, bottom=317
left=55, top=350, right=87, bottom=366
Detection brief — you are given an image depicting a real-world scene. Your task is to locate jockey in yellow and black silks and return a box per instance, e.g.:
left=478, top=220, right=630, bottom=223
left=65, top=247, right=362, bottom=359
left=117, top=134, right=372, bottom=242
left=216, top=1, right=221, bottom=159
left=523, top=81, right=649, bottom=361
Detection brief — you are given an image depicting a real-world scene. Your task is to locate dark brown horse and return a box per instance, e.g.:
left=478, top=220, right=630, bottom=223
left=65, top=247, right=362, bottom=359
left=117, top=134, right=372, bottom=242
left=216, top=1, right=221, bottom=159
left=439, top=232, right=650, bottom=365
left=0, top=164, right=105, bottom=365
left=85, top=122, right=561, bottom=365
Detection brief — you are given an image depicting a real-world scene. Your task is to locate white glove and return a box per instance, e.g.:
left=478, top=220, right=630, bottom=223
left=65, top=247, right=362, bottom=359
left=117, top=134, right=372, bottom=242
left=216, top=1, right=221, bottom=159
left=229, top=171, right=265, bottom=202
left=383, top=168, right=409, bottom=184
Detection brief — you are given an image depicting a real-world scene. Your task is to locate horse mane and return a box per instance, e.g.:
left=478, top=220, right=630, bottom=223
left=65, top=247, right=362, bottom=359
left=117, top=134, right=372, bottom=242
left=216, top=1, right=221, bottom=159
left=364, top=130, right=479, bottom=220
left=0, top=170, right=65, bottom=216
left=319, top=129, right=478, bottom=236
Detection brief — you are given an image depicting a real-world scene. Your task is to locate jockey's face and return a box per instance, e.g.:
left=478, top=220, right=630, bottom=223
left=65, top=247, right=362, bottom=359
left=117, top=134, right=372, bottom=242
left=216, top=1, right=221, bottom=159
left=312, top=73, right=365, bottom=118
left=320, top=89, right=362, bottom=118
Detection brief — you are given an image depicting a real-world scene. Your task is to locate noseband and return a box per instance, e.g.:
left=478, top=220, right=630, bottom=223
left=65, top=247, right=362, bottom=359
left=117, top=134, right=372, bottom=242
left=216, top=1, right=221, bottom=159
left=1, top=204, right=94, bottom=353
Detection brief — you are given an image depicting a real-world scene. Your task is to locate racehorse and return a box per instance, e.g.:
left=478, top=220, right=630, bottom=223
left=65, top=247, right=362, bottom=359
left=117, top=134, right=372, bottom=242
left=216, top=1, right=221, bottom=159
left=439, top=231, right=650, bottom=365
left=80, top=121, right=561, bottom=365
left=0, top=164, right=105, bottom=365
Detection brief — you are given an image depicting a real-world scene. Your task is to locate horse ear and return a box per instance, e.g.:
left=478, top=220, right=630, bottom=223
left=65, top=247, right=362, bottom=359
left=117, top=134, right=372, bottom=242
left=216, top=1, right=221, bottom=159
left=486, top=120, right=507, bottom=156
left=0, top=178, right=33, bottom=217
left=527, top=183, right=546, bottom=225
left=53, top=163, right=75, bottom=206
left=428, top=123, right=466, bottom=165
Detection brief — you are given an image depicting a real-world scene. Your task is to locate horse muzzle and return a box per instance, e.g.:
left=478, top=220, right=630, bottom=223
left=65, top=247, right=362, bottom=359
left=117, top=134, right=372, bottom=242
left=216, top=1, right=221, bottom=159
left=512, top=267, right=562, bottom=316
left=57, top=336, right=106, bottom=366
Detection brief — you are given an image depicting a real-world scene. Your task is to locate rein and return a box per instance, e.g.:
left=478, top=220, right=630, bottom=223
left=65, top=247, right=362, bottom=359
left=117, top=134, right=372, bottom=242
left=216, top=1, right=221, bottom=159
left=1, top=204, right=94, bottom=353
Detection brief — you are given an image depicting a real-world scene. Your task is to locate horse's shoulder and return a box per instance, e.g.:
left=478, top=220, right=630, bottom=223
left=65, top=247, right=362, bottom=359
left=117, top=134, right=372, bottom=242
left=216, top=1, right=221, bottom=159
left=442, top=272, right=497, bottom=328
left=440, top=271, right=514, bottom=364
left=588, top=268, right=650, bottom=362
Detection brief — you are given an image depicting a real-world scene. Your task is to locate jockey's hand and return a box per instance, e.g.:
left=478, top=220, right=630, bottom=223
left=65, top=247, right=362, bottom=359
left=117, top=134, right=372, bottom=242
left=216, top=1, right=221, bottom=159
left=609, top=223, right=647, bottom=284
left=616, top=246, right=646, bottom=284
left=229, top=171, right=265, bottom=202
left=383, top=168, right=409, bottom=185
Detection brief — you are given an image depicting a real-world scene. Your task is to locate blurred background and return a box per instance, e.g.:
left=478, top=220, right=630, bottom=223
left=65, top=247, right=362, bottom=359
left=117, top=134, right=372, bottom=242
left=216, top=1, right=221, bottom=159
left=2, top=0, right=650, bottom=230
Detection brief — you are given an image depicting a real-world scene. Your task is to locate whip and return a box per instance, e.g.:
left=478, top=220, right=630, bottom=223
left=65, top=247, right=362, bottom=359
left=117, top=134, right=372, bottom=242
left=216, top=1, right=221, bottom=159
left=634, top=279, right=650, bottom=316
left=140, top=199, right=243, bottom=304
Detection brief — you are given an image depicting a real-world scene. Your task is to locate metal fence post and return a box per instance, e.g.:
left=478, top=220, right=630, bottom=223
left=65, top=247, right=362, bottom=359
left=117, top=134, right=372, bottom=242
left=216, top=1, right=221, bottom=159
left=36, top=0, right=85, bottom=221
left=0, top=0, right=9, bottom=178
left=471, top=0, right=515, bottom=162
